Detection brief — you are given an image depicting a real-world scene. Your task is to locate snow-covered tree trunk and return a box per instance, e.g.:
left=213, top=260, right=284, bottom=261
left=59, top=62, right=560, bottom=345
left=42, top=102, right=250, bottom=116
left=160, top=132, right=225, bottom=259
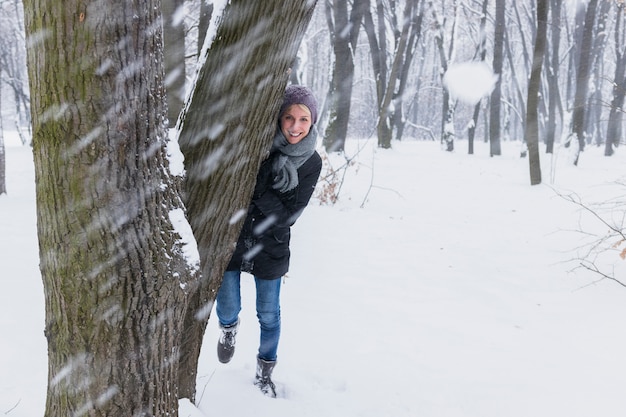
left=23, top=0, right=198, bottom=415
left=176, top=0, right=318, bottom=402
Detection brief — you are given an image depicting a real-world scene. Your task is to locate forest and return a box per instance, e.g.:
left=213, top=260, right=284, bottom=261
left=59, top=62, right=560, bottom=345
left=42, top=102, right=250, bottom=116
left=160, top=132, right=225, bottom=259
left=2, top=0, right=625, bottom=168
left=0, top=1, right=625, bottom=416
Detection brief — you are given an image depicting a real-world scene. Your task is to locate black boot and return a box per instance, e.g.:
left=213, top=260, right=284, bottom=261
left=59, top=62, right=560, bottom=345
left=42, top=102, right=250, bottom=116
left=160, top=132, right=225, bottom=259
left=217, top=320, right=239, bottom=364
left=254, top=356, right=277, bottom=398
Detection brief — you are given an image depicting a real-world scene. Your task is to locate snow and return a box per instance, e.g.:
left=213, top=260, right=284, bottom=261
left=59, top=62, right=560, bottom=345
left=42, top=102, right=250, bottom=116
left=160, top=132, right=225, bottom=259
left=2, top=130, right=626, bottom=417
left=443, top=62, right=498, bottom=105
left=168, top=207, right=201, bottom=269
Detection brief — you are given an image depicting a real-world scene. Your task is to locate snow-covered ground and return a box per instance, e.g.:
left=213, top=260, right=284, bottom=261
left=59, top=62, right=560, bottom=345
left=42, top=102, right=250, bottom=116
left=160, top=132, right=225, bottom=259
left=2, top=131, right=626, bottom=417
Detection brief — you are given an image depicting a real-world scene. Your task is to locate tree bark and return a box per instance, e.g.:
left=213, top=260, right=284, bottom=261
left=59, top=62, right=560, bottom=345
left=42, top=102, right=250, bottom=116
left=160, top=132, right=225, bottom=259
left=176, top=0, right=317, bottom=402
left=526, top=0, right=547, bottom=185
left=163, top=0, right=186, bottom=127
left=23, top=0, right=198, bottom=415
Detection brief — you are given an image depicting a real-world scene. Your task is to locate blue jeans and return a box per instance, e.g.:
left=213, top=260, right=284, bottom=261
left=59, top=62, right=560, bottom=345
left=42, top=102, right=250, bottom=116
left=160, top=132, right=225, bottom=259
left=216, top=270, right=282, bottom=361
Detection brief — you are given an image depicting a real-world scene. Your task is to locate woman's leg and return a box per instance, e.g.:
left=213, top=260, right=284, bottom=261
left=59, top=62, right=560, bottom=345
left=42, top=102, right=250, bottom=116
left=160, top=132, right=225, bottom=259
left=216, top=270, right=242, bottom=327
left=254, top=276, right=282, bottom=362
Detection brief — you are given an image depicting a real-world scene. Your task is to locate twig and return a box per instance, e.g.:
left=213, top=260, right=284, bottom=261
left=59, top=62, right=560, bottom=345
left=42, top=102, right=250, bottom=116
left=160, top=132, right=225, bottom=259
left=4, top=399, right=20, bottom=415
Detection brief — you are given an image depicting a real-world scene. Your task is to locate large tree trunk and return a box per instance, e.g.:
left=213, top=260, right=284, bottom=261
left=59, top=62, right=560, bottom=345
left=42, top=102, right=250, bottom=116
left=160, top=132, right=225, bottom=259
left=176, top=0, right=317, bottom=402
left=23, top=0, right=198, bottom=416
left=526, top=0, right=548, bottom=185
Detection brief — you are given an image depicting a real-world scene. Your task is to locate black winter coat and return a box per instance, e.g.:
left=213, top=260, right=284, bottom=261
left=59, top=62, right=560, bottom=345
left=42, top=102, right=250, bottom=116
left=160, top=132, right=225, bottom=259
left=226, top=150, right=322, bottom=279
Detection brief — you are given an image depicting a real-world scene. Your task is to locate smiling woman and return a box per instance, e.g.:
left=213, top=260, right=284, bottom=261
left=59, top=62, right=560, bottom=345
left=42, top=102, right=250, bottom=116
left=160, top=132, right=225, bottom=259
left=215, top=85, right=322, bottom=398
left=280, top=105, right=312, bottom=144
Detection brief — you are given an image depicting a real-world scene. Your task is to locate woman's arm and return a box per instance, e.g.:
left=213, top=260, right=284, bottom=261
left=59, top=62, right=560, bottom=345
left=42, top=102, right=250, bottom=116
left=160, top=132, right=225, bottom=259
left=253, top=152, right=322, bottom=227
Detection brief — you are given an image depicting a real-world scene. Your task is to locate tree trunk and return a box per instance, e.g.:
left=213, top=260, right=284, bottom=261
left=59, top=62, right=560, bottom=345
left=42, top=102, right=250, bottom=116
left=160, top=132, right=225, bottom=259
left=571, top=0, right=598, bottom=165
left=323, top=0, right=365, bottom=153
left=176, top=0, right=317, bottom=402
left=429, top=0, right=456, bottom=151
left=606, top=2, right=626, bottom=156
left=23, top=0, right=198, bottom=416
left=489, top=0, right=505, bottom=157
left=526, top=0, right=548, bottom=185
left=163, top=0, right=186, bottom=127
left=545, top=0, right=563, bottom=154
left=197, top=1, right=214, bottom=55
left=0, top=98, right=5, bottom=195
left=467, top=0, right=489, bottom=155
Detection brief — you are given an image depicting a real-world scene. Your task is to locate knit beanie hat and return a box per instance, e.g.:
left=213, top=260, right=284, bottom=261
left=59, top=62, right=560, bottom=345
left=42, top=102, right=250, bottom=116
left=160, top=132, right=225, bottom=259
left=279, top=85, right=318, bottom=125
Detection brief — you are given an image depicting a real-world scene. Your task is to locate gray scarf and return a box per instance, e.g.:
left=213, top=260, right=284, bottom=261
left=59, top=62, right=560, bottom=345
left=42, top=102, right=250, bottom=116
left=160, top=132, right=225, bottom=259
left=271, top=125, right=318, bottom=193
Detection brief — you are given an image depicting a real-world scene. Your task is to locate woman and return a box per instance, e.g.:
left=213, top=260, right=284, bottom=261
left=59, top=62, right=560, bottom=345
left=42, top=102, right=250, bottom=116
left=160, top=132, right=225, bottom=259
left=215, top=85, right=322, bottom=397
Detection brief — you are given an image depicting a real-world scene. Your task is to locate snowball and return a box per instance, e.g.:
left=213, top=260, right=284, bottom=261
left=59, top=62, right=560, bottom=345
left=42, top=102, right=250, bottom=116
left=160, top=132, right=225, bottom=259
left=442, top=62, right=498, bottom=105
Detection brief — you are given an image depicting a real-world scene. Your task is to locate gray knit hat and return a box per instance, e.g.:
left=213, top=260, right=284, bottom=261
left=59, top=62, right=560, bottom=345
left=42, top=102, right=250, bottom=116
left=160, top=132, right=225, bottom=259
left=279, top=85, right=318, bottom=124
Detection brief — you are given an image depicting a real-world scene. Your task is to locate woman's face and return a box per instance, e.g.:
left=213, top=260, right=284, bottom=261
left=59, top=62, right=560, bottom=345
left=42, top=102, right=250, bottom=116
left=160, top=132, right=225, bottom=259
left=279, top=104, right=312, bottom=144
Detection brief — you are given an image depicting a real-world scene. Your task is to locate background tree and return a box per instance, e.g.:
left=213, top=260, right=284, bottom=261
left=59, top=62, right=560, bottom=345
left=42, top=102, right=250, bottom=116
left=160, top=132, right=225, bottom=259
left=429, top=0, right=459, bottom=151
left=570, top=0, right=598, bottom=165
left=176, top=0, right=318, bottom=402
left=0, top=0, right=30, bottom=144
left=23, top=0, right=199, bottom=415
left=466, top=0, right=489, bottom=155
left=0, top=114, right=4, bottom=195
left=323, top=0, right=365, bottom=153
left=364, top=0, right=424, bottom=148
left=605, top=0, right=625, bottom=156
left=489, top=0, right=505, bottom=156
left=545, top=0, right=563, bottom=154
left=526, top=0, right=547, bottom=186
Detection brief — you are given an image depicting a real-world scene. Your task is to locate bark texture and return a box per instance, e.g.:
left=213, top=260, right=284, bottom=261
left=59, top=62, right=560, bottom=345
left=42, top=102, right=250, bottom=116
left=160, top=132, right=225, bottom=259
left=23, top=1, right=196, bottom=415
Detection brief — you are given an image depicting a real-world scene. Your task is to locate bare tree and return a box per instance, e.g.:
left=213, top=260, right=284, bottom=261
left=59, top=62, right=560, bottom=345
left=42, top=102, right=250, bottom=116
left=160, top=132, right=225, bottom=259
left=323, top=0, right=365, bottom=153
left=0, top=108, right=4, bottom=195
left=605, top=0, right=626, bottom=156
left=489, top=0, right=505, bottom=156
left=525, top=0, right=547, bottom=185
left=0, top=0, right=30, bottom=143
left=570, top=0, right=598, bottom=165
left=545, top=0, right=564, bottom=154
left=23, top=0, right=198, bottom=415
left=466, top=0, right=488, bottom=155
left=364, top=0, right=423, bottom=148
